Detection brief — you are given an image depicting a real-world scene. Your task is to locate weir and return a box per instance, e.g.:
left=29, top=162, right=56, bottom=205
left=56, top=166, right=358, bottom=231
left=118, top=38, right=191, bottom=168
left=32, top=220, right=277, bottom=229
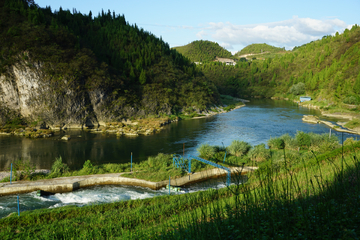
left=173, top=154, right=231, bottom=186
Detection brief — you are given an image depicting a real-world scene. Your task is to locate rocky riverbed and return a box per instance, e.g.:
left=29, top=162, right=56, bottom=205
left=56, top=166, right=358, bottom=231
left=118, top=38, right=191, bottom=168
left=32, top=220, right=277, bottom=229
left=0, top=103, right=245, bottom=139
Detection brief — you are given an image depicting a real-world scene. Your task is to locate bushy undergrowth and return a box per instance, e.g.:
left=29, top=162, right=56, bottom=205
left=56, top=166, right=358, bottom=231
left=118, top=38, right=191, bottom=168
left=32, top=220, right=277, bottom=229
left=248, top=143, right=271, bottom=162
left=345, top=118, right=360, bottom=129
left=227, top=140, right=251, bottom=157
left=268, top=137, right=285, bottom=149
left=289, top=82, right=306, bottom=95
left=48, top=156, right=69, bottom=178
left=195, top=132, right=343, bottom=167
left=197, top=144, right=216, bottom=160
left=123, top=153, right=186, bottom=181
left=161, top=143, right=360, bottom=239
left=2, top=158, right=36, bottom=181
left=268, top=131, right=340, bottom=152
left=344, top=137, right=359, bottom=146
left=343, top=95, right=360, bottom=105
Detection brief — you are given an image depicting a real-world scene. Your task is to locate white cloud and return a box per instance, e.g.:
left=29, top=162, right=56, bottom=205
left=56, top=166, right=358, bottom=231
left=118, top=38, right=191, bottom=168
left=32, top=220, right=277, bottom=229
left=196, top=30, right=208, bottom=38
left=199, top=17, right=349, bottom=51
left=219, top=42, right=233, bottom=49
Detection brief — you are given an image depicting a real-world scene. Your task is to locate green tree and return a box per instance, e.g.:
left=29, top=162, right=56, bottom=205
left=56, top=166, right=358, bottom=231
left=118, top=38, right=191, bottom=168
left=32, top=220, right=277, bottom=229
left=139, top=69, right=146, bottom=85
left=354, top=71, right=360, bottom=94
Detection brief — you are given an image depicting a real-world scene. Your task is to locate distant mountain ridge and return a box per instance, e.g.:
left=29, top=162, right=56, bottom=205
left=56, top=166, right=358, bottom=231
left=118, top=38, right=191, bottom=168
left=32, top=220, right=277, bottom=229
left=235, top=43, right=285, bottom=57
left=196, top=25, right=360, bottom=108
left=173, top=40, right=232, bottom=62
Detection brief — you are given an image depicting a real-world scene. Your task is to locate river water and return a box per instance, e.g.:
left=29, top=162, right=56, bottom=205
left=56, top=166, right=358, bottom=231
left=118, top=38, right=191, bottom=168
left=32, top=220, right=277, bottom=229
left=0, top=99, right=354, bottom=171
left=0, top=99, right=357, bottom=218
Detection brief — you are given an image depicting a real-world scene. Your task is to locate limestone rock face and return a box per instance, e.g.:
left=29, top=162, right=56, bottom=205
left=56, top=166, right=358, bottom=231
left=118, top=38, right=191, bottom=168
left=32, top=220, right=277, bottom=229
left=0, top=62, right=106, bottom=129
left=0, top=60, right=192, bottom=129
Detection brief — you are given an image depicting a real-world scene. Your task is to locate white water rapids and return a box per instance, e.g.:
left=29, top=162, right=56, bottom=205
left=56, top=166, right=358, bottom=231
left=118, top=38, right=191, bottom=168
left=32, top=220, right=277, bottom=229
left=0, top=178, right=229, bottom=219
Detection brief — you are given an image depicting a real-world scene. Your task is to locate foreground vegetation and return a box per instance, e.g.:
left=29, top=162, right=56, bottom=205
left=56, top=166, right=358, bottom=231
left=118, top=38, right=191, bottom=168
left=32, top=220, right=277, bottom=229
left=1, top=132, right=353, bottom=184
left=1, top=135, right=360, bottom=239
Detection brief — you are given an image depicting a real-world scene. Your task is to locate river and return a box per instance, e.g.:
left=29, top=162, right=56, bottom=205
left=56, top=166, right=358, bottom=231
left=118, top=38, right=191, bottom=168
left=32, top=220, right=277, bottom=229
left=0, top=99, right=356, bottom=171
left=0, top=98, right=358, bottom=218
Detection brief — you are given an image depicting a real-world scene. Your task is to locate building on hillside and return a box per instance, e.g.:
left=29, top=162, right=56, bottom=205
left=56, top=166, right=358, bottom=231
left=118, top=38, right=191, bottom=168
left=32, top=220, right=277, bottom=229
left=215, top=57, right=236, bottom=66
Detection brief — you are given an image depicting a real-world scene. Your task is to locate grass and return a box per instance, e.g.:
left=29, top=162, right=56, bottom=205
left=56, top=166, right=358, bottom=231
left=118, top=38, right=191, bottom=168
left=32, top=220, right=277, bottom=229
left=0, top=152, right=241, bottom=183
left=1, top=137, right=360, bottom=239
left=345, top=118, right=360, bottom=129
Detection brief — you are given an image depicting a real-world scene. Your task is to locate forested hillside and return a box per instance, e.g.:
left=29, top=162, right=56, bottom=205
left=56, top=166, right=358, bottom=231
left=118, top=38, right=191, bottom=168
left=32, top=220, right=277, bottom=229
left=173, top=40, right=232, bottom=62
left=0, top=0, right=219, bottom=127
left=198, top=26, right=360, bottom=108
left=235, top=43, right=285, bottom=56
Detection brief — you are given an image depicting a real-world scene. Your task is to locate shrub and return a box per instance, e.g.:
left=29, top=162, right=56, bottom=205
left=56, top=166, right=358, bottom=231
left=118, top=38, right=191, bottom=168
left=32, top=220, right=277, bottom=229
left=49, top=156, right=69, bottom=177
left=248, top=144, right=270, bottom=162
left=228, top=140, right=251, bottom=157
left=197, top=144, right=216, bottom=159
left=80, top=160, right=96, bottom=174
left=102, top=163, right=131, bottom=173
left=213, top=145, right=226, bottom=152
left=280, top=133, right=298, bottom=150
left=308, top=132, right=339, bottom=152
left=343, top=95, right=360, bottom=105
left=272, top=150, right=301, bottom=168
left=147, top=153, right=170, bottom=170
left=345, top=119, right=360, bottom=129
left=289, top=82, right=305, bottom=95
left=11, top=158, right=36, bottom=181
left=213, top=151, right=226, bottom=163
left=343, top=137, right=358, bottom=146
left=296, top=131, right=311, bottom=148
left=268, top=137, right=285, bottom=149
left=83, top=160, right=93, bottom=169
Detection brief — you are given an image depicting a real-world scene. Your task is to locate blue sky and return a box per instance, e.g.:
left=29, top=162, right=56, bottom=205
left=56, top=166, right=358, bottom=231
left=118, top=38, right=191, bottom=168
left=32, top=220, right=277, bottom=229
left=34, top=0, right=359, bottom=53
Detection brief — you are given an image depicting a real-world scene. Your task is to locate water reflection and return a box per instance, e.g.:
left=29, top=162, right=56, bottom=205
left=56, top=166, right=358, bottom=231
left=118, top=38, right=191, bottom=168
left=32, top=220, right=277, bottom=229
left=0, top=99, right=357, bottom=170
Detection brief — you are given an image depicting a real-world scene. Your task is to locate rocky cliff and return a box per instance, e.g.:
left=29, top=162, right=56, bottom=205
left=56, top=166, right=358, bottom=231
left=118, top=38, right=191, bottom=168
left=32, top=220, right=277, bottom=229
left=0, top=61, right=114, bottom=129
left=0, top=0, right=220, bottom=131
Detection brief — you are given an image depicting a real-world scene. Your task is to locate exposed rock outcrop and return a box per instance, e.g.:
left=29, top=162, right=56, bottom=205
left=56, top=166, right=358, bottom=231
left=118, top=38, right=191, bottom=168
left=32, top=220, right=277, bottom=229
left=0, top=61, right=127, bottom=129
left=0, top=61, right=98, bottom=128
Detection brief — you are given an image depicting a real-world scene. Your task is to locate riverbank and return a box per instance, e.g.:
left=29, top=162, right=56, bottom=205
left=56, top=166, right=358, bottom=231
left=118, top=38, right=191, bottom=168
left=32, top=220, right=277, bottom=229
left=0, top=170, right=50, bottom=182
left=0, top=96, right=245, bottom=138
left=191, top=104, right=245, bottom=119
left=270, top=95, right=360, bottom=135
left=299, top=102, right=360, bottom=135
left=302, top=115, right=360, bottom=134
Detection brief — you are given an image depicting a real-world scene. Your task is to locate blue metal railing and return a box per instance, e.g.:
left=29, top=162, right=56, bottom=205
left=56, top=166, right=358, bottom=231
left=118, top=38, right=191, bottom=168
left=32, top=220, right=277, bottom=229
left=172, top=154, right=188, bottom=172
left=173, top=154, right=231, bottom=186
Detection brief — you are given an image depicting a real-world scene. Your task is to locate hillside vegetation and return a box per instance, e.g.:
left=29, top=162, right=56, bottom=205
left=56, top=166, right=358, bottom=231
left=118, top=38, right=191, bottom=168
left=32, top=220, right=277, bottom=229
left=235, top=43, right=285, bottom=56
left=0, top=0, right=219, bottom=128
left=198, top=26, right=360, bottom=112
left=173, top=40, right=232, bottom=62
